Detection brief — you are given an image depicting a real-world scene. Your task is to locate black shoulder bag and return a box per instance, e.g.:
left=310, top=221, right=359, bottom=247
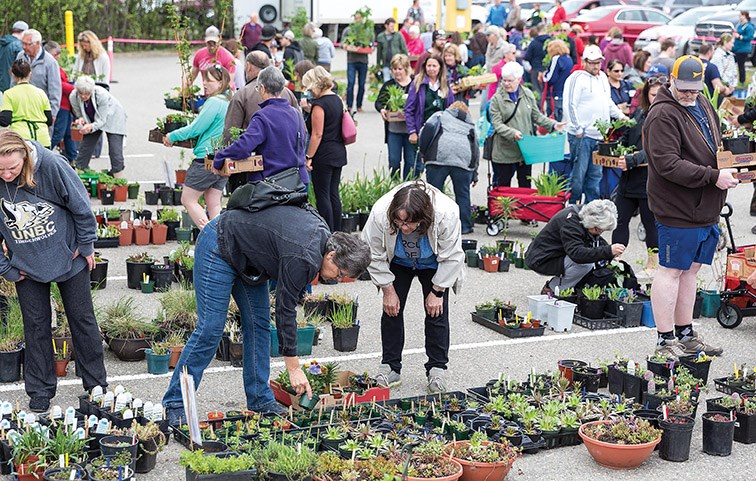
left=226, top=112, right=308, bottom=213
left=483, top=96, right=522, bottom=161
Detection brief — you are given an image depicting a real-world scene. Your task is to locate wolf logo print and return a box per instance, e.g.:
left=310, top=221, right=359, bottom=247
left=1, top=198, right=56, bottom=241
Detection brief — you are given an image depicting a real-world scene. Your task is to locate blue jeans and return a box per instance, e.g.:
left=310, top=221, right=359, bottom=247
left=567, top=134, right=600, bottom=204
left=50, top=109, right=78, bottom=162
left=163, top=217, right=275, bottom=412
left=425, top=164, right=474, bottom=233
left=346, top=61, right=368, bottom=110
left=387, top=131, right=421, bottom=179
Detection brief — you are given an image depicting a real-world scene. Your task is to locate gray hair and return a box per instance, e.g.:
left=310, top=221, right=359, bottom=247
left=579, top=199, right=618, bottom=231
left=258, top=66, right=286, bottom=96
left=44, top=41, right=61, bottom=55
left=22, top=29, right=42, bottom=44
left=74, top=75, right=96, bottom=94
left=500, top=61, right=524, bottom=80
left=246, top=50, right=271, bottom=69
left=327, top=232, right=371, bottom=277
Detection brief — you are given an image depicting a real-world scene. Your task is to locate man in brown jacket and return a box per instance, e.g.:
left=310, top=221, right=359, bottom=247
left=223, top=51, right=299, bottom=191
left=643, top=55, right=739, bottom=359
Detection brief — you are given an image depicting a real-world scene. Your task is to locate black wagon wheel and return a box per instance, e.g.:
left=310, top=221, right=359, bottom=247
left=716, top=302, right=743, bottom=329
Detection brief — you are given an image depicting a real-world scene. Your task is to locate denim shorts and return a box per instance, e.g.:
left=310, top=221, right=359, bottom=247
left=656, top=222, right=720, bottom=270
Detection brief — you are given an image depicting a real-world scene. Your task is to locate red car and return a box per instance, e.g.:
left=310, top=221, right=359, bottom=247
left=570, top=5, right=672, bottom=47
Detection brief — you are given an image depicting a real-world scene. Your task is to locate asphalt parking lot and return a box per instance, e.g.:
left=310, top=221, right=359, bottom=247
left=0, top=50, right=754, bottom=480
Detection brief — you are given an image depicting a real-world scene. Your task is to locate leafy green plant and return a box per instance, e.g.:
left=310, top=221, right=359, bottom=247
left=610, top=145, right=638, bottom=157
left=593, top=118, right=637, bottom=142
left=342, top=7, right=374, bottom=47
left=448, top=432, right=518, bottom=464
left=0, top=296, right=24, bottom=352
left=582, top=418, right=661, bottom=444
left=331, top=302, right=356, bottom=329
left=97, top=224, right=120, bottom=239
left=384, top=84, right=408, bottom=111
left=180, top=450, right=256, bottom=475
left=158, top=284, right=197, bottom=332
left=99, top=297, right=159, bottom=339
left=581, top=285, right=603, bottom=301
left=127, top=252, right=155, bottom=263
left=530, top=172, right=568, bottom=197
left=157, top=208, right=180, bottom=223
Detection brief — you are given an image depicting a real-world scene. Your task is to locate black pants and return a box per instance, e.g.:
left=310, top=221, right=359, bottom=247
left=612, top=195, right=658, bottom=250
left=735, top=52, right=749, bottom=84
left=492, top=162, right=531, bottom=188
left=311, top=164, right=342, bottom=232
left=15, top=267, right=107, bottom=400
left=381, top=262, right=449, bottom=375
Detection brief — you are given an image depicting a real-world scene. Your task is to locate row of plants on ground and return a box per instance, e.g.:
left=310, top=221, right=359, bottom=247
left=93, top=207, right=193, bottom=248
left=338, top=169, right=404, bottom=233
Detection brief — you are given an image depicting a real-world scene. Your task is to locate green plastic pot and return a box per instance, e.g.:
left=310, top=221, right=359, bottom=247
left=270, top=325, right=315, bottom=357
left=145, top=348, right=171, bottom=375
left=298, top=392, right=320, bottom=411
left=701, top=290, right=721, bottom=318
left=140, top=281, right=155, bottom=294
left=175, top=227, right=192, bottom=242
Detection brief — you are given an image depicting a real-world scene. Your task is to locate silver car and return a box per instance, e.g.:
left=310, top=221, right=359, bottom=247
left=634, top=5, right=730, bottom=57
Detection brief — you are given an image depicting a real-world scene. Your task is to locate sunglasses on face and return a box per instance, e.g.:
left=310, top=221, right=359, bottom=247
left=648, top=75, right=668, bottom=85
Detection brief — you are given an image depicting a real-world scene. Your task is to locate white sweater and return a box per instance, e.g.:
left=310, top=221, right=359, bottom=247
left=562, top=70, right=623, bottom=140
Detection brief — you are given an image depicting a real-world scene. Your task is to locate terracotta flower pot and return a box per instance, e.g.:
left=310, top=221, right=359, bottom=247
left=119, top=227, right=134, bottom=246
left=175, top=169, right=187, bottom=185
left=114, top=185, right=128, bottom=202
left=445, top=441, right=516, bottom=481
left=168, top=345, right=183, bottom=368
left=54, top=359, right=69, bottom=377
left=578, top=421, right=660, bottom=469
left=151, top=223, right=168, bottom=245
left=482, top=256, right=499, bottom=273
left=134, top=226, right=151, bottom=245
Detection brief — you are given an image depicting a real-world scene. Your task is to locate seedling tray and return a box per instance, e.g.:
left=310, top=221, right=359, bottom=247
left=471, top=312, right=545, bottom=337
left=573, top=314, right=621, bottom=330
left=714, top=377, right=756, bottom=396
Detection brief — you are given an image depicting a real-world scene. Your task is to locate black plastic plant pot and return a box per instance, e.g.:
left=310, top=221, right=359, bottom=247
left=579, top=298, right=607, bottom=320
left=164, top=221, right=180, bottom=241
left=145, top=191, right=159, bottom=205
left=332, top=325, right=360, bottom=352
left=158, top=187, right=174, bottom=206
left=100, top=189, right=115, bottom=205
left=340, top=213, right=359, bottom=233
left=135, top=439, right=158, bottom=474
left=476, top=308, right=497, bottom=322
left=722, top=135, right=751, bottom=154
left=702, top=412, right=736, bottom=456
left=607, top=365, right=624, bottom=395
left=646, top=358, right=674, bottom=378
left=0, top=347, right=23, bottom=382
left=572, top=366, right=602, bottom=393
left=173, top=190, right=183, bottom=205
left=642, top=392, right=676, bottom=411
left=680, top=356, right=712, bottom=384
left=541, top=429, right=561, bottom=449
left=43, top=464, right=86, bottom=480
left=597, top=140, right=618, bottom=156
left=692, top=293, right=703, bottom=318
left=0, top=437, right=12, bottom=474
left=503, top=431, right=523, bottom=447
left=99, top=435, right=138, bottom=472
left=126, top=260, right=153, bottom=290
left=623, top=372, right=643, bottom=401
left=358, top=212, right=369, bottom=230
left=134, top=210, right=152, bottom=221
left=735, top=410, right=756, bottom=444
left=109, top=337, right=150, bottom=362
left=229, top=341, right=243, bottom=367
left=150, top=264, right=174, bottom=292
left=461, top=239, right=478, bottom=251
left=320, top=437, right=345, bottom=452
left=658, top=415, right=695, bottom=462
left=498, top=259, right=511, bottom=272
left=216, top=333, right=230, bottom=361
left=617, top=301, right=644, bottom=327
left=90, top=260, right=109, bottom=289
left=189, top=440, right=227, bottom=453
left=605, top=299, right=618, bottom=316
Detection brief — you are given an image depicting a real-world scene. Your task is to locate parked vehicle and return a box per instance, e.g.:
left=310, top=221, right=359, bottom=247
left=546, top=0, right=634, bottom=22
left=638, top=0, right=733, bottom=18
left=635, top=5, right=730, bottom=57
left=570, top=5, right=672, bottom=47
left=689, top=0, right=756, bottom=61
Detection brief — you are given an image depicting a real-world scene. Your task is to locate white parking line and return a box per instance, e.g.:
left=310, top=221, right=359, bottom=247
left=0, top=326, right=651, bottom=393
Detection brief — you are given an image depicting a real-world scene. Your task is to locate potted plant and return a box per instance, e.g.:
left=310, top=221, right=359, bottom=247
left=42, top=465, right=87, bottom=480
left=320, top=425, right=347, bottom=451
left=163, top=330, right=187, bottom=369
left=593, top=118, right=637, bottom=156
left=179, top=449, right=256, bottom=481
left=445, top=431, right=518, bottom=481
left=99, top=297, right=160, bottom=361
left=132, top=420, right=167, bottom=474
left=702, top=412, right=736, bottom=456
left=679, top=351, right=714, bottom=384
left=151, top=219, right=169, bottom=245
left=735, top=398, right=756, bottom=444
left=0, top=296, right=24, bottom=383
left=53, top=340, right=70, bottom=377
left=255, top=440, right=318, bottom=481
left=126, top=252, right=155, bottom=289
left=401, top=440, right=463, bottom=481
left=579, top=417, right=661, bottom=469
left=158, top=283, right=198, bottom=333
left=270, top=312, right=316, bottom=357
left=384, top=84, right=407, bottom=121
left=145, top=341, right=172, bottom=375
left=150, top=262, right=174, bottom=291
left=88, top=451, right=134, bottom=481
left=341, top=6, right=375, bottom=54
left=658, top=414, right=695, bottom=462
left=118, top=220, right=134, bottom=247
left=94, top=224, right=120, bottom=249
left=331, top=302, right=360, bottom=352
left=579, top=285, right=607, bottom=320
left=474, top=301, right=497, bottom=322
left=228, top=322, right=243, bottom=367
left=127, top=182, right=140, bottom=199
left=132, top=218, right=152, bottom=245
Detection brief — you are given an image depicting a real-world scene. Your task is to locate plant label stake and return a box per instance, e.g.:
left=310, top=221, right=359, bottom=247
left=74, top=427, right=85, bottom=440
left=51, top=405, right=62, bottom=419
left=96, top=419, right=109, bottom=434
left=87, top=415, right=98, bottom=430
left=154, top=404, right=164, bottom=422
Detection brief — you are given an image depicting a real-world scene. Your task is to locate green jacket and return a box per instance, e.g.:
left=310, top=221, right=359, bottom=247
left=376, top=32, right=408, bottom=67
left=489, top=86, right=555, bottom=165
left=299, top=37, right=319, bottom=64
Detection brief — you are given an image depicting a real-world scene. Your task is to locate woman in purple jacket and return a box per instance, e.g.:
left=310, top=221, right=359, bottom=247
left=404, top=55, right=454, bottom=178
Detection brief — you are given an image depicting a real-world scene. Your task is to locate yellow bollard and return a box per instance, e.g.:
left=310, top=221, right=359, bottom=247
left=65, top=10, right=75, bottom=56
left=393, top=7, right=397, bottom=21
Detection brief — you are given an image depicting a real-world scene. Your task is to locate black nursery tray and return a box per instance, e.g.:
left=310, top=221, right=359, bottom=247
left=714, top=377, right=756, bottom=396
left=94, top=237, right=120, bottom=248
left=376, top=391, right=485, bottom=412
left=573, top=314, right=621, bottom=330
left=470, top=312, right=545, bottom=338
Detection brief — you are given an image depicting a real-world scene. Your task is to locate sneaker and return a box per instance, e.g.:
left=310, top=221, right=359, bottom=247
left=375, top=366, right=402, bottom=388
left=29, top=397, right=50, bottom=413
left=679, top=330, right=724, bottom=356
left=427, top=367, right=447, bottom=394
left=541, top=281, right=554, bottom=296
left=166, top=406, right=185, bottom=427
left=637, top=223, right=646, bottom=242
left=654, top=338, right=687, bottom=361
left=257, top=402, right=288, bottom=415
left=520, top=219, right=538, bottom=227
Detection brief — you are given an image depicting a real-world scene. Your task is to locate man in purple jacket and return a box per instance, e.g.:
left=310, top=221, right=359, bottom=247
left=213, top=66, right=308, bottom=185
left=240, top=13, right=263, bottom=53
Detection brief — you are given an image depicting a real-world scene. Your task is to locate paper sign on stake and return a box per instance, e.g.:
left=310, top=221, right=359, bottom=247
left=51, top=406, right=62, bottom=419
left=180, top=367, right=201, bottom=446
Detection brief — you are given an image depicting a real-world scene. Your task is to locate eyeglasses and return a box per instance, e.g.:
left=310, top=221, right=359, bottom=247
left=648, top=75, right=668, bottom=85
left=337, top=268, right=348, bottom=279
left=394, top=218, right=419, bottom=228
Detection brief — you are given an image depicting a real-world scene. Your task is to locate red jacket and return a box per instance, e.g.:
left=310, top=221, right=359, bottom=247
left=552, top=6, right=566, bottom=25
left=59, top=67, right=74, bottom=112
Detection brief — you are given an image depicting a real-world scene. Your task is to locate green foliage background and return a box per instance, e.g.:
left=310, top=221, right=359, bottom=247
left=1, top=1, right=235, bottom=50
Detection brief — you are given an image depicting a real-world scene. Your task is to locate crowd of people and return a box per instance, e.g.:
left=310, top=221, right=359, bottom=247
left=1, top=1, right=755, bottom=417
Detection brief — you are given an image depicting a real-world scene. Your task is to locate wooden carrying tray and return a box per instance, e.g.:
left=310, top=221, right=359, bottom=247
left=148, top=128, right=196, bottom=149
left=204, top=155, right=263, bottom=176
left=343, top=44, right=374, bottom=54
left=386, top=111, right=405, bottom=122
left=592, top=152, right=623, bottom=167
left=459, top=73, right=497, bottom=88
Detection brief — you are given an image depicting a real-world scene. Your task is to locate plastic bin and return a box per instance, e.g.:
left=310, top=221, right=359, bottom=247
left=527, top=294, right=552, bottom=323
left=545, top=300, right=576, bottom=332
left=517, top=133, right=567, bottom=165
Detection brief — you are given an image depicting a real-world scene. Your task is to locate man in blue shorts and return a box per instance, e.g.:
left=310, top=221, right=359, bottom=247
left=643, top=55, right=739, bottom=358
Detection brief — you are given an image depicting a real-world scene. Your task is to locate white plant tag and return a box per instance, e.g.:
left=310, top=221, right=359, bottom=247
left=96, top=419, right=109, bottom=434
left=51, top=406, right=63, bottom=419
left=122, top=409, right=134, bottom=420
left=91, top=386, right=104, bottom=402
left=102, top=392, right=114, bottom=409
left=152, top=404, right=164, bottom=421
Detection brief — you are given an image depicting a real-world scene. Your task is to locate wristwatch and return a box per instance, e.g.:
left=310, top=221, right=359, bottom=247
left=431, top=287, right=445, bottom=298
left=305, top=155, right=313, bottom=160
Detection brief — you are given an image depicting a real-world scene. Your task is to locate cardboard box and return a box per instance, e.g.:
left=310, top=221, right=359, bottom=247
left=204, top=155, right=263, bottom=175
left=592, top=152, right=623, bottom=167
left=343, top=45, right=374, bottom=54
left=717, top=149, right=756, bottom=169
left=459, top=73, right=498, bottom=88
left=726, top=252, right=756, bottom=280
left=269, top=371, right=390, bottom=410
left=386, top=111, right=405, bottom=122
left=722, top=97, right=746, bottom=118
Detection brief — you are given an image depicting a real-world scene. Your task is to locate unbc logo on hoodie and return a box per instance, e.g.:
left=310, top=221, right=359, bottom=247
left=0, top=199, right=56, bottom=243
